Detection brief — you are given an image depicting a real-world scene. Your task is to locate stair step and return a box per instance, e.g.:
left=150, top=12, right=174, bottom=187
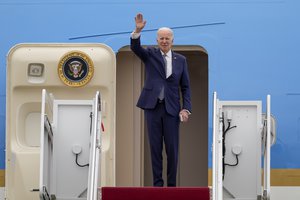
left=102, top=187, right=210, bottom=200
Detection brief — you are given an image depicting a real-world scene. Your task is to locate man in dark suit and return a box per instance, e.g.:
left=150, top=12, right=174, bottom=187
left=130, top=13, right=192, bottom=187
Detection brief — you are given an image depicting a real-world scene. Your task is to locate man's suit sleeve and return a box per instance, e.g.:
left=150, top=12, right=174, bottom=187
left=180, top=57, right=192, bottom=113
left=130, top=36, right=149, bottom=62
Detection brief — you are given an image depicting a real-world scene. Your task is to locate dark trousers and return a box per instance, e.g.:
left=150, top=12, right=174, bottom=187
left=145, top=100, right=180, bottom=187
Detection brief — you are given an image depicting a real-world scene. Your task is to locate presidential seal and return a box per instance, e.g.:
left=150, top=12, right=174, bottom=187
left=58, top=51, right=94, bottom=87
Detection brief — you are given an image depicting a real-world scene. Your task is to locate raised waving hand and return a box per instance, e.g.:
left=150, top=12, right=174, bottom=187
left=135, top=13, right=146, bottom=33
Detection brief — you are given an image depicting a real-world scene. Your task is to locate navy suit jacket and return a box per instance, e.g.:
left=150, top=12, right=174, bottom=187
left=131, top=37, right=192, bottom=117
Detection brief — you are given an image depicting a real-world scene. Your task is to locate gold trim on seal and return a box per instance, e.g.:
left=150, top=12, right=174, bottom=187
left=58, top=51, right=94, bottom=87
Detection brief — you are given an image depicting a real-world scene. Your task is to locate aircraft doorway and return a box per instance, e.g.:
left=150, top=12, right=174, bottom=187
left=116, top=46, right=208, bottom=187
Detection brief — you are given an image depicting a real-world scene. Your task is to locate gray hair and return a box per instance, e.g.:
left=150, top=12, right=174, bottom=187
left=157, top=27, right=174, bottom=39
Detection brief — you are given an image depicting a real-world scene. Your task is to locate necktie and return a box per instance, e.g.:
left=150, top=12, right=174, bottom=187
left=163, top=54, right=167, bottom=75
left=158, top=54, right=167, bottom=100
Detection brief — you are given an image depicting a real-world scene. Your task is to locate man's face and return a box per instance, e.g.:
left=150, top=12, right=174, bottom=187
left=157, top=30, right=173, bottom=54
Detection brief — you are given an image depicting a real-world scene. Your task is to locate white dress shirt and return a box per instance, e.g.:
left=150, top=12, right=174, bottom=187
left=161, top=50, right=172, bottom=78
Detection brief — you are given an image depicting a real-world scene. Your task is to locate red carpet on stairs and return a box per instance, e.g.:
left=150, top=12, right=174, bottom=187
left=102, top=187, right=210, bottom=200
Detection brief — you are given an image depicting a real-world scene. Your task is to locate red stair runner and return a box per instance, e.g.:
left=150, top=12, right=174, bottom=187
left=102, top=187, right=210, bottom=200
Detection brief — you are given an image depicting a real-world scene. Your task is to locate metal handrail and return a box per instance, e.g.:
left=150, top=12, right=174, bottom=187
left=87, top=91, right=102, bottom=200
left=212, top=92, right=223, bottom=200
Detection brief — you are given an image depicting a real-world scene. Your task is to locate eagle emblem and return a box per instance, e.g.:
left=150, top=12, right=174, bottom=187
left=58, top=51, right=94, bottom=87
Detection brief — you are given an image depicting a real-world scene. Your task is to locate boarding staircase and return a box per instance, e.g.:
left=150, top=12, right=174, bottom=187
left=40, top=90, right=273, bottom=200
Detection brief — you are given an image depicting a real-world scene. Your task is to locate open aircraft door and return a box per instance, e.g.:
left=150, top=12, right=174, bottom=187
left=6, top=44, right=116, bottom=200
